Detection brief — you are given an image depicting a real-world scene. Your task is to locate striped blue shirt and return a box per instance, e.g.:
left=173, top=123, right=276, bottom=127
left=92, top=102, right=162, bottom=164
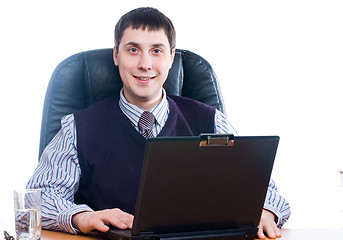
left=26, top=89, right=290, bottom=234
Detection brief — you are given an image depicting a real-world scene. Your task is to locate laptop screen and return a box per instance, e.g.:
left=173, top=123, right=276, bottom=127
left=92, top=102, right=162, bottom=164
left=132, top=135, right=279, bottom=236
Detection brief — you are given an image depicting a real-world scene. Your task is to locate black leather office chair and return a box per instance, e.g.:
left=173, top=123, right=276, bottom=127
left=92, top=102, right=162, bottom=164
left=39, top=48, right=226, bottom=158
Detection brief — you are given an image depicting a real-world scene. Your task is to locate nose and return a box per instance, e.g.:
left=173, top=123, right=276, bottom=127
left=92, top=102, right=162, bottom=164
left=138, top=52, right=152, bottom=71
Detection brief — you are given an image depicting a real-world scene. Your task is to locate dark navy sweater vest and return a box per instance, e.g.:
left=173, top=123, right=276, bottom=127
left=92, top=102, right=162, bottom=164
left=74, top=95, right=216, bottom=214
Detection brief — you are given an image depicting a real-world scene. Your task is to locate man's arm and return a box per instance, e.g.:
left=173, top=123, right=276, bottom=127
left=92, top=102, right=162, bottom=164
left=257, top=180, right=291, bottom=239
left=26, top=114, right=92, bottom=234
left=263, top=179, right=291, bottom=227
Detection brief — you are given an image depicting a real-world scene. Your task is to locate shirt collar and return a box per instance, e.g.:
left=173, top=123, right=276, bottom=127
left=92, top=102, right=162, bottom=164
left=119, top=88, right=169, bottom=127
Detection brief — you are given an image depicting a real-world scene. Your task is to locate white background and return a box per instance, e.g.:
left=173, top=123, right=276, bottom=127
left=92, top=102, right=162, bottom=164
left=0, top=0, right=342, bottom=230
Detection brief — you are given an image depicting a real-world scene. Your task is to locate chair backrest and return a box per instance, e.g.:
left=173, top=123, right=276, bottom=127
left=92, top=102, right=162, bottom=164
left=39, top=48, right=226, bottom=158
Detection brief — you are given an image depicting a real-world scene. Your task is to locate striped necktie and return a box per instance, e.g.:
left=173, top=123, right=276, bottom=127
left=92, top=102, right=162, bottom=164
left=138, top=111, right=155, bottom=139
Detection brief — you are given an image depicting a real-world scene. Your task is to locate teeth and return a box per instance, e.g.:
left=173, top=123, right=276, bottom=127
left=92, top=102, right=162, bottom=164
left=136, top=76, right=154, bottom=81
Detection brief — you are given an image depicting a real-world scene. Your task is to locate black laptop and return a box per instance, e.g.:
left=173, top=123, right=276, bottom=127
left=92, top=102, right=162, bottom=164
left=96, top=134, right=279, bottom=240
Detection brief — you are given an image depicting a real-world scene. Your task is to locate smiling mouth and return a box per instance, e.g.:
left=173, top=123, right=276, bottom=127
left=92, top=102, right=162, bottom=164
left=133, top=76, right=156, bottom=81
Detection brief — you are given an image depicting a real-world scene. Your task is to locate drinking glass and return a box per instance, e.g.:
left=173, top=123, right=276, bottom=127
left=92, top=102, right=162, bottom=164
left=13, top=189, right=42, bottom=240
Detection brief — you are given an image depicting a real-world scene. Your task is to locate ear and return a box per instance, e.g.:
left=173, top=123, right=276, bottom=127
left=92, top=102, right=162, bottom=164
left=169, top=48, right=176, bottom=69
left=113, top=46, right=119, bottom=66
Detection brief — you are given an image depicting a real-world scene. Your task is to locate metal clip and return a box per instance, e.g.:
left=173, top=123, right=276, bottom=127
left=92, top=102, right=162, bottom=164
left=199, top=134, right=234, bottom=147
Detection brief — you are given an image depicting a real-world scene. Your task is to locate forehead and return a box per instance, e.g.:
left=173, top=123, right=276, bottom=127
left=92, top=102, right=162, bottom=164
left=120, top=27, right=170, bottom=48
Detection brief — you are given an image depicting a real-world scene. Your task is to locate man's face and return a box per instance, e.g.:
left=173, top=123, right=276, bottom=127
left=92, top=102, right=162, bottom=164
left=113, top=27, right=175, bottom=110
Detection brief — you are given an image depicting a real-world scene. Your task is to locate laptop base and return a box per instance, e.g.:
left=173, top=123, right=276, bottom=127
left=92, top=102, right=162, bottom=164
left=95, top=227, right=257, bottom=240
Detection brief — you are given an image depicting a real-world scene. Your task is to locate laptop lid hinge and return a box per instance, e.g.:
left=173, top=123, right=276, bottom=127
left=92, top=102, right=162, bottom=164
left=199, top=134, right=234, bottom=147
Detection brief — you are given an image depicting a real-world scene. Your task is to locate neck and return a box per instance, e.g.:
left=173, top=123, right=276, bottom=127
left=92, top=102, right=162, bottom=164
left=123, top=91, right=164, bottom=111
left=136, top=96, right=162, bottom=111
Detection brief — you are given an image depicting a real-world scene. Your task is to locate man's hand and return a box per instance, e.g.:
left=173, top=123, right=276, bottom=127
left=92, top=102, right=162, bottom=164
left=72, top=208, right=134, bottom=234
left=256, top=209, right=281, bottom=239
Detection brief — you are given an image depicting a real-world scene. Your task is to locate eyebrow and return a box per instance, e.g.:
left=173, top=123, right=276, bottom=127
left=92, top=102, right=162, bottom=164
left=124, top=42, right=167, bottom=48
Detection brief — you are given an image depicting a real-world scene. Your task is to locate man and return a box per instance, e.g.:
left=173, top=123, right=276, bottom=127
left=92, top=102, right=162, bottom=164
left=27, top=7, right=290, bottom=239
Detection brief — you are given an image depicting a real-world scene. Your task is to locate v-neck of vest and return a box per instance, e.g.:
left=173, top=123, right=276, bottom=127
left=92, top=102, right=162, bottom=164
left=114, top=98, right=150, bottom=144
left=115, top=95, right=178, bottom=142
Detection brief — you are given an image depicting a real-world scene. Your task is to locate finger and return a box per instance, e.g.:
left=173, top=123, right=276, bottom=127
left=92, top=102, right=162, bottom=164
left=273, top=226, right=281, bottom=238
left=263, top=225, right=277, bottom=239
left=106, top=209, right=134, bottom=229
left=256, top=226, right=266, bottom=239
left=265, top=222, right=282, bottom=239
left=119, top=212, right=134, bottom=229
left=93, top=221, right=110, bottom=232
left=112, top=219, right=131, bottom=229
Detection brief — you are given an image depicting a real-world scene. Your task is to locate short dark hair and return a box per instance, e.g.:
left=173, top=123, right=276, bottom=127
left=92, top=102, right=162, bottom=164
left=115, top=7, right=176, bottom=51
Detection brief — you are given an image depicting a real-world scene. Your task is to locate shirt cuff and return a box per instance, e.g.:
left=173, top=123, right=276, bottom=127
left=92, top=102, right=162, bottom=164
left=57, top=204, right=93, bottom=234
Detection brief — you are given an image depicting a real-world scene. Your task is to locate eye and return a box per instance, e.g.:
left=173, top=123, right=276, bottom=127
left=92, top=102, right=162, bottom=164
left=128, top=47, right=139, bottom=54
left=152, top=49, right=163, bottom=55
